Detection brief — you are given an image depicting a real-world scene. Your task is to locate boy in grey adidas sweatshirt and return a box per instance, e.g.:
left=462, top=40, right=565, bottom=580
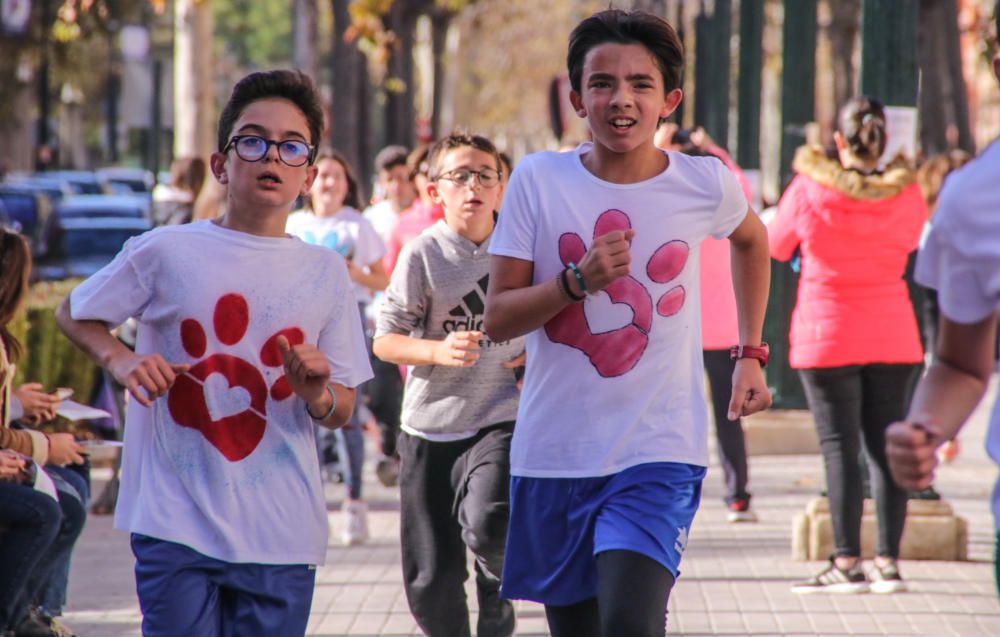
left=373, top=132, right=523, bottom=637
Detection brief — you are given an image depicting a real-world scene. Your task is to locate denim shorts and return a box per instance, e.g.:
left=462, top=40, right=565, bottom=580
left=501, top=462, right=705, bottom=606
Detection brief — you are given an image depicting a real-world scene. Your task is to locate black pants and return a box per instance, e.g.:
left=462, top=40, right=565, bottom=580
left=368, top=356, right=403, bottom=457
left=703, top=349, right=751, bottom=504
left=799, top=363, right=920, bottom=558
left=544, top=550, right=676, bottom=637
left=398, top=423, right=516, bottom=637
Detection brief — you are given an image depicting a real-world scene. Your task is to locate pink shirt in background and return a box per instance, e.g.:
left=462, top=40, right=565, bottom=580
left=383, top=200, right=444, bottom=276
left=769, top=174, right=927, bottom=368
left=700, top=145, right=752, bottom=350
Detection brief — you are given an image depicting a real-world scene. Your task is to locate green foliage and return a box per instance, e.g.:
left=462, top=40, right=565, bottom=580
left=214, top=0, right=294, bottom=69
left=11, top=280, right=99, bottom=422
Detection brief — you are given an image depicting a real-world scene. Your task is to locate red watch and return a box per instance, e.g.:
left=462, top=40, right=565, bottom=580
left=729, top=342, right=769, bottom=367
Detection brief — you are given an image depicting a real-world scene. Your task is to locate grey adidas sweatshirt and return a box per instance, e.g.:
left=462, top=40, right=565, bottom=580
left=375, top=220, right=523, bottom=435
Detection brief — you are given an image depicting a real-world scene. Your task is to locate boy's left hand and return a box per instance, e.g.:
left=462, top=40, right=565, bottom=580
left=276, top=335, right=331, bottom=404
left=728, top=359, right=772, bottom=420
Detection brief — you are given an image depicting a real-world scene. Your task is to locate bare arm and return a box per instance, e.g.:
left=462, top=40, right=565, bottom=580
left=347, top=258, right=390, bottom=293
left=887, top=312, right=997, bottom=490
left=483, top=229, right=636, bottom=343
left=727, top=209, right=773, bottom=418
left=373, top=331, right=482, bottom=368
left=730, top=210, right=770, bottom=347
left=56, top=296, right=189, bottom=407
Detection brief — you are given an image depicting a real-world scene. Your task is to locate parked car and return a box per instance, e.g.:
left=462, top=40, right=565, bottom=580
left=33, top=216, right=151, bottom=281
left=53, top=194, right=150, bottom=220
left=40, top=170, right=107, bottom=195
left=0, top=187, right=52, bottom=255
left=96, top=167, right=156, bottom=194
left=3, top=175, right=78, bottom=202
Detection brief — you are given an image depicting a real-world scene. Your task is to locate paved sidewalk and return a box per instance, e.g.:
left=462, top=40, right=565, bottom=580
left=62, top=381, right=1000, bottom=636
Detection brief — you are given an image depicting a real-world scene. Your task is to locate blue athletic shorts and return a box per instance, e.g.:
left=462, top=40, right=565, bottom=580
left=131, top=534, right=316, bottom=637
left=501, top=462, right=705, bottom=606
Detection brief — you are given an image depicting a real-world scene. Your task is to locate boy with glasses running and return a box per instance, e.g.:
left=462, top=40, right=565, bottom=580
left=56, top=70, right=372, bottom=636
left=373, top=132, right=523, bottom=637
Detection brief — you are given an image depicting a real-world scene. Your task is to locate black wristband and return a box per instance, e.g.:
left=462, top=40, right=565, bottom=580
left=559, top=268, right=586, bottom=302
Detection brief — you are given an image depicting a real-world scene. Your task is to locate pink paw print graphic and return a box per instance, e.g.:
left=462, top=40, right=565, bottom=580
left=544, top=209, right=689, bottom=377
left=168, top=293, right=304, bottom=462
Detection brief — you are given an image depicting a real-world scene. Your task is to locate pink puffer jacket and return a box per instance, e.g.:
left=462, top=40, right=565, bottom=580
left=769, top=146, right=927, bottom=368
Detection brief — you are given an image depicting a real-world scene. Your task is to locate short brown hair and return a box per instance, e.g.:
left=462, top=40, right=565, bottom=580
left=567, top=9, right=684, bottom=94
left=217, top=70, right=325, bottom=161
left=426, top=132, right=501, bottom=181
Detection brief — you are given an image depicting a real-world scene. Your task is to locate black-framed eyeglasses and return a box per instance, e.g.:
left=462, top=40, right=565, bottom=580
left=435, top=168, right=502, bottom=188
left=224, top=135, right=315, bottom=167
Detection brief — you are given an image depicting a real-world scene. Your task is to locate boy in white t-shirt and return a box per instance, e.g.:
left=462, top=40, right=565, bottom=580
left=885, top=6, right=1000, bottom=593
left=484, top=9, right=772, bottom=637
left=55, top=70, right=372, bottom=637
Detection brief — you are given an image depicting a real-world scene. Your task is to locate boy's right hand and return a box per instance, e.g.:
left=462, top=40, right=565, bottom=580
left=434, top=331, right=482, bottom=367
left=886, top=420, right=941, bottom=491
left=577, top=229, right=636, bottom=294
left=47, top=432, right=85, bottom=466
left=109, top=352, right=190, bottom=407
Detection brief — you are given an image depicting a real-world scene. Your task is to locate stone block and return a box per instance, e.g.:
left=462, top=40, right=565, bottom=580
left=792, top=496, right=968, bottom=561
left=744, top=409, right=820, bottom=456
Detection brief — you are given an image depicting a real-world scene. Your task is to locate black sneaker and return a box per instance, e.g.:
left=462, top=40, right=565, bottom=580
left=791, top=559, right=869, bottom=594
left=869, top=560, right=907, bottom=593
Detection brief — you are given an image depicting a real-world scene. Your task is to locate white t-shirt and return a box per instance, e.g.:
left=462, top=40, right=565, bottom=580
left=286, top=207, right=386, bottom=303
left=70, top=221, right=372, bottom=565
left=363, top=199, right=401, bottom=244
left=915, top=140, right=1000, bottom=527
left=490, top=143, right=747, bottom=478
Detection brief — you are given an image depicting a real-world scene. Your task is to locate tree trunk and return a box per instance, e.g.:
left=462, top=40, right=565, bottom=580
left=331, top=0, right=365, bottom=173
left=828, top=0, right=860, bottom=111
left=384, top=3, right=418, bottom=147
left=918, top=0, right=973, bottom=154
left=293, top=0, right=319, bottom=80
left=174, top=0, right=215, bottom=160
left=429, top=10, right=452, bottom=139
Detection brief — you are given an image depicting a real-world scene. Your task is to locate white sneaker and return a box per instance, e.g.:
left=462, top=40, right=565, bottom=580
left=341, top=500, right=369, bottom=546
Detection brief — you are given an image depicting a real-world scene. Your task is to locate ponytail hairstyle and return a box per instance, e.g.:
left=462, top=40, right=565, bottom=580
left=838, top=95, right=887, bottom=163
left=0, top=229, right=31, bottom=364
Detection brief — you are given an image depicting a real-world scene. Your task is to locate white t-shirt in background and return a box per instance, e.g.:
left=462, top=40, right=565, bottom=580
left=286, top=206, right=386, bottom=303
left=915, top=139, right=1000, bottom=528
left=489, top=144, right=747, bottom=478
left=70, top=221, right=373, bottom=565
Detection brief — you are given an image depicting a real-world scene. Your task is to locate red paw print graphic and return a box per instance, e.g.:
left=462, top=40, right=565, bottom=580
left=168, top=293, right=304, bottom=462
left=544, top=210, right=689, bottom=377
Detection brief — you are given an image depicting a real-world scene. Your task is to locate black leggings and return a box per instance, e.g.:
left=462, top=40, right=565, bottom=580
left=798, top=363, right=920, bottom=558
left=544, top=550, right=676, bottom=637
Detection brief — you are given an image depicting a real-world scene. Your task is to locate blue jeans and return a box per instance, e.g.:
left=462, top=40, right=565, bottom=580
left=37, top=465, right=90, bottom=617
left=0, top=481, right=62, bottom=630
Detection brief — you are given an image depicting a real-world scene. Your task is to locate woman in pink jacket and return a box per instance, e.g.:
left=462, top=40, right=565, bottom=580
left=770, top=96, right=927, bottom=595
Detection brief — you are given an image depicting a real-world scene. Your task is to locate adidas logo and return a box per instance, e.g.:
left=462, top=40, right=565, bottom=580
left=674, top=526, right=689, bottom=555
left=442, top=275, right=488, bottom=333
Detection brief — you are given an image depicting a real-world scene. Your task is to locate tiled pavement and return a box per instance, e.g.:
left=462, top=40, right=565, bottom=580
left=62, top=380, right=1000, bottom=636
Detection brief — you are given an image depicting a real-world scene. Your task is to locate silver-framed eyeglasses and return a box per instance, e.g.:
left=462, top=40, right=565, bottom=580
left=224, top=135, right=315, bottom=167
left=436, top=168, right=502, bottom=188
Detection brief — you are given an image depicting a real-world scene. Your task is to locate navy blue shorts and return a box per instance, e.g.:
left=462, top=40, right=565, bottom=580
left=501, top=462, right=705, bottom=606
left=131, top=534, right=316, bottom=637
